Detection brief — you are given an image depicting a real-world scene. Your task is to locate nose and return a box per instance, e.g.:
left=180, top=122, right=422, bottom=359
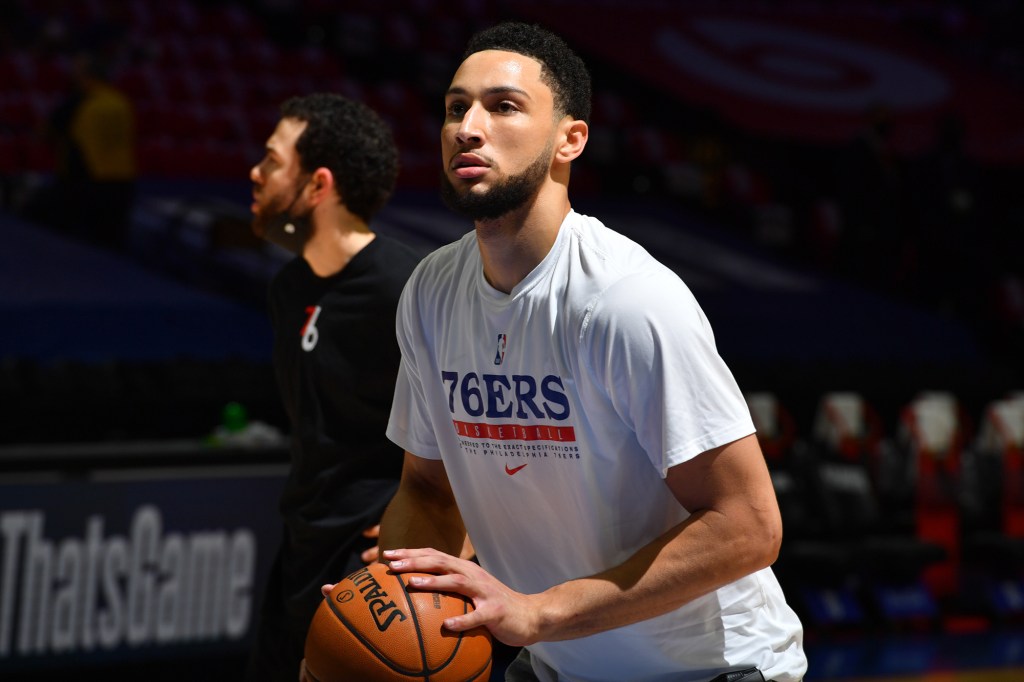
left=249, top=162, right=261, bottom=184
left=454, top=103, right=484, bottom=146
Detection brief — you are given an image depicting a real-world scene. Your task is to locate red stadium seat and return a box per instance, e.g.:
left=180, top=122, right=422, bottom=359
left=801, top=392, right=948, bottom=628
left=897, top=391, right=970, bottom=599
left=956, top=393, right=1024, bottom=621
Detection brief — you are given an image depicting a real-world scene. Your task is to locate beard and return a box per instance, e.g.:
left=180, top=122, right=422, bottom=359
left=440, top=144, right=552, bottom=221
left=251, top=182, right=312, bottom=254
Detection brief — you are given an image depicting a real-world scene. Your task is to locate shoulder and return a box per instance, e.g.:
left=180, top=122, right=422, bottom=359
left=269, top=256, right=308, bottom=291
left=404, top=231, right=477, bottom=293
left=373, top=234, right=424, bottom=262
left=562, top=211, right=670, bottom=289
left=394, top=233, right=477, bottom=338
left=591, top=270, right=705, bottom=342
left=565, top=211, right=691, bottom=310
left=369, top=235, right=425, bottom=277
left=267, top=256, right=309, bottom=312
left=568, top=214, right=708, bottom=345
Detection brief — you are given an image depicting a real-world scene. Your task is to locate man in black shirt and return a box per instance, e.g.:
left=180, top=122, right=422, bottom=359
left=244, top=93, right=422, bottom=682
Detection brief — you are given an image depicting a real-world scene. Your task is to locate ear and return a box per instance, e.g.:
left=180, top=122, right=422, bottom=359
left=555, top=118, right=588, bottom=164
left=306, top=167, right=336, bottom=207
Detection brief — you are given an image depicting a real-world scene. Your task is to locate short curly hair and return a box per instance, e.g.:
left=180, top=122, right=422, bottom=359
left=462, top=22, right=591, bottom=123
left=280, top=93, right=398, bottom=222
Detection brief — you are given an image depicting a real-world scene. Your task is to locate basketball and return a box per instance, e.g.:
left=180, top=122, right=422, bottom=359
left=304, top=562, right=493, bottom=682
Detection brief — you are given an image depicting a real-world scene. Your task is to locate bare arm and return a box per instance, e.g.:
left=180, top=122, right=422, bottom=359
left=529, top=432, right=781, bottom=639
left=387, top=433, right=781, bottom=645
left=319, top=452, right=471, bottom=600
left=378, top=451, right=469, bottom=559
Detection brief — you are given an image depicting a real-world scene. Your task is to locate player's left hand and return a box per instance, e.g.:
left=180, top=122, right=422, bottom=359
left=360, top=524, right=381, bottom=563
left=383, top=547, right=542, bottom=647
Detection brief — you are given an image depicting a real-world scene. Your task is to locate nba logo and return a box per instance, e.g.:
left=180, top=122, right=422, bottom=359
left=494, top=333, right=507, bottom=365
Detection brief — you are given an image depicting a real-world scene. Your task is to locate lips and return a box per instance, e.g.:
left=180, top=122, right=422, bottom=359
left=451, top=153, right=490, bottom=179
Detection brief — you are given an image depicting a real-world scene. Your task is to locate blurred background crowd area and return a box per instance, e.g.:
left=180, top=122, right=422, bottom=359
left=0, top=0, right=1023, bottom=656
left=0, top=1, right=1020, bottom=441
left=0, top=0, right=1015, bottom=440
left=0, top=0, right=1021, bottom=448
left=2, top=0, right=1023, bottom=312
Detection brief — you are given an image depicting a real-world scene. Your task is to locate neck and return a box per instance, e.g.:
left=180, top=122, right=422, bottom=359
left=476, top=184, right=571, bottom=294
left=302, top=215, right=375, bottom=277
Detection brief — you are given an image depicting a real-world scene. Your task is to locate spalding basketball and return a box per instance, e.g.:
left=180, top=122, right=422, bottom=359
left=304, top=562, right=493, bottom=682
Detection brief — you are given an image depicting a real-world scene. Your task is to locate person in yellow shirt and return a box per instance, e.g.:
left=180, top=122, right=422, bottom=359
left=42, top=50, right=137, bottom=252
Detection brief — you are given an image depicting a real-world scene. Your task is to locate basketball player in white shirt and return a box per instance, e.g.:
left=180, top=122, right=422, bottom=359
left=315, top=21, right=807, bottom=682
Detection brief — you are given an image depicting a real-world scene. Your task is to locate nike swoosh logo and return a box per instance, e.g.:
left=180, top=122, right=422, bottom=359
left=504, top=463, right=528, bottom=475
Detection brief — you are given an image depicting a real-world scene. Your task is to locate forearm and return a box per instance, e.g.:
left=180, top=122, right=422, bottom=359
left=534, top=505, right=779, bottom=642
left=378, top=455, right=467, bottom=558
left=378, top=489, right=465, bottom=557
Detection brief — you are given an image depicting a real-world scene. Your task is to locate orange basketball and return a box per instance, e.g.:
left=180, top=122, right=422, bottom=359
left=304, top=562, right=493, bottom=682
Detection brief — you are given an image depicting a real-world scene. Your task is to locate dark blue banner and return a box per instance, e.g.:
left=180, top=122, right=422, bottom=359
left=0, top=468, right=286, bottom=673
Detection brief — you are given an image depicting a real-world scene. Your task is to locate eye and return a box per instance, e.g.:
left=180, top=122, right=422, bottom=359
left=495, top=100, right=520, bottom=114
left=446, top=101, right=467, bottom=118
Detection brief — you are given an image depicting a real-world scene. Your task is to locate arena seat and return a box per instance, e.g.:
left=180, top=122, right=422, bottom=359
left=746, top=392, right=866, bottom=629
left=746, top=392, right=818, bottom=542
left=793, top=392, right=949, bottom=629
left=895, top=391, right=970, bottom=601
left=960, top=393, right=1024, bottom=620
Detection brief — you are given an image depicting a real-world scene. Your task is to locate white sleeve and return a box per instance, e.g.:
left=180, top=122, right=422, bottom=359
left=581, top=269, right=755, bottom=476
left=386, top=269, right=444, bottom=460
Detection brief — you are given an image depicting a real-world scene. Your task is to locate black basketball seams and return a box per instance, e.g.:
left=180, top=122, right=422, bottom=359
left=462, top=651, right=494, bottom=681
left=321, top=573, right=481, bottom=680
left=396, top=572, right=473, bottom=678
left=395, top=572, right=432, bottom=677
left=324, top=590, right=422, bottom=677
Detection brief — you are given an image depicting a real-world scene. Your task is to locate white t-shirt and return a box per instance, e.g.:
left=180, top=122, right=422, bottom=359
left=387, top=210, right=806, bottom=682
